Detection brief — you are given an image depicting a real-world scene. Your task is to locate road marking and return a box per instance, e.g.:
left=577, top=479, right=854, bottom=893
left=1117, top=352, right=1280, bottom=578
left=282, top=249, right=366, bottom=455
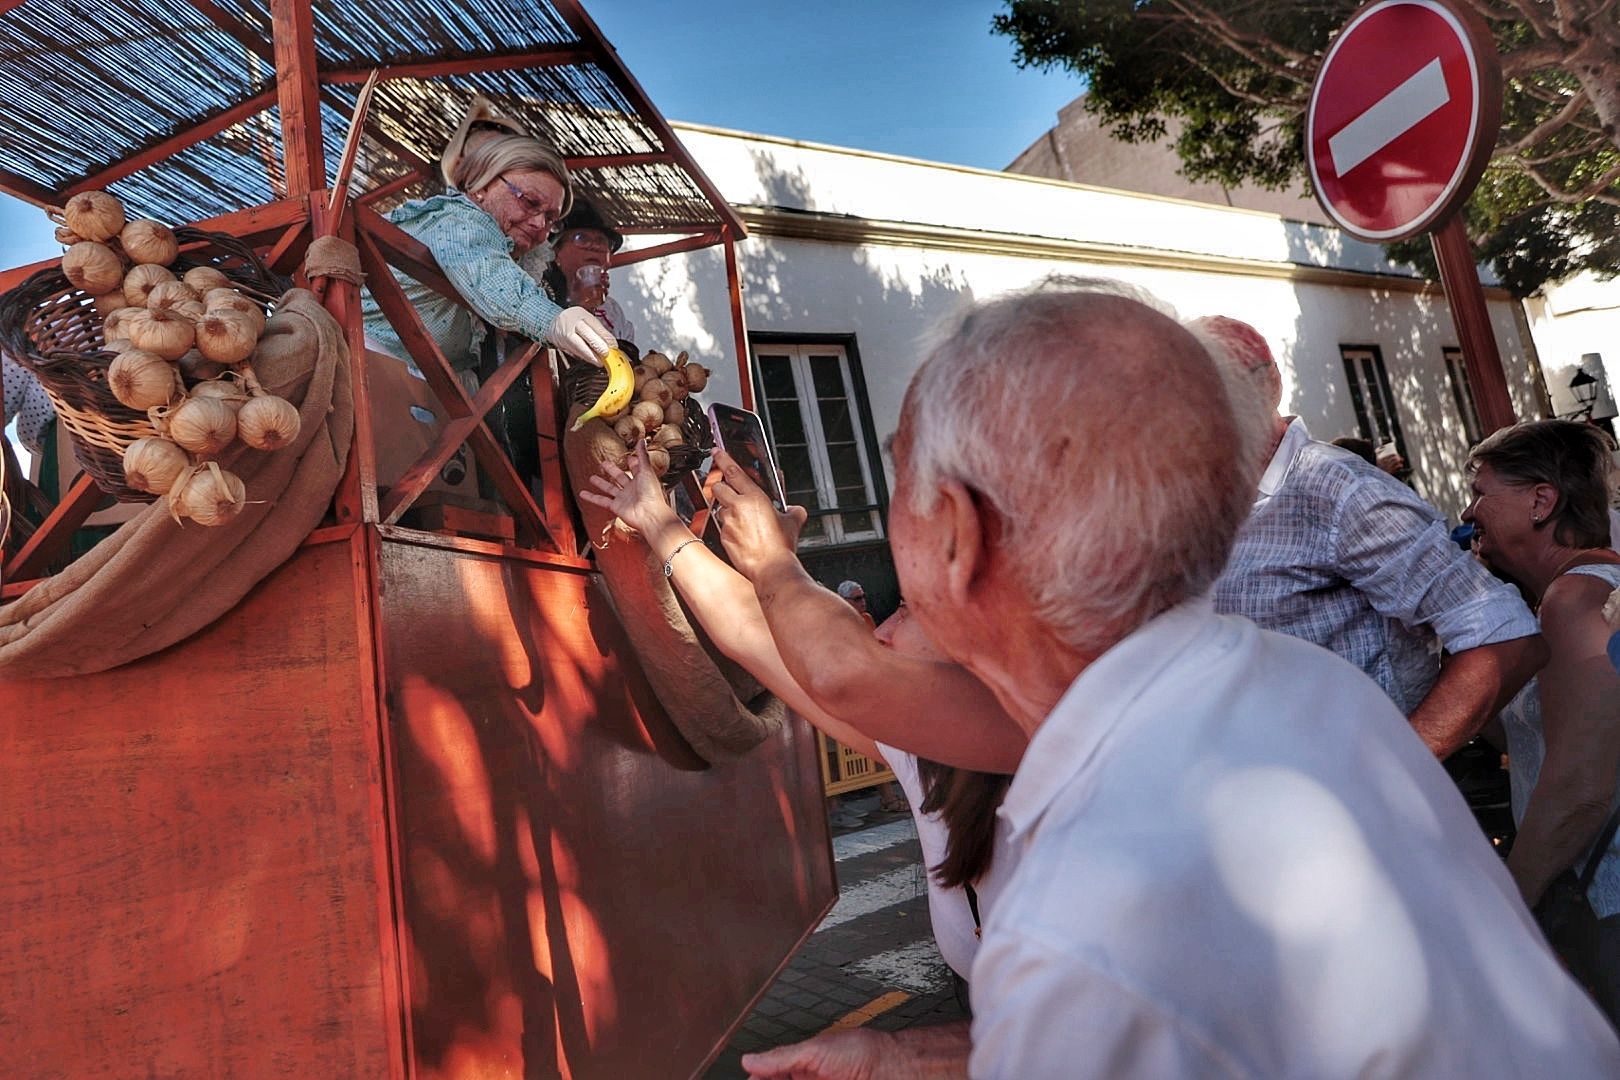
left=822, top=990, right=912, bottom=1033
left=1328, top=57, right=1449, bottom=177
left=817, top=866, right=925, bottom=930
left=846, top=939, right=956, bottom=995
left=832, top=819, right=916, bottom=862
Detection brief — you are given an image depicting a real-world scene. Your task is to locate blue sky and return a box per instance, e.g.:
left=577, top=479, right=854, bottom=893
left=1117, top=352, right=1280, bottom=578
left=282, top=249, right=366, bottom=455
left=0, top=1, right=1081, bottom=269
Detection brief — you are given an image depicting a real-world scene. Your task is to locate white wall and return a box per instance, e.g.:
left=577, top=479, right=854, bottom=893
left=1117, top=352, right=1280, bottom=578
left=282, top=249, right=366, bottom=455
left=1524, top=273, right=1620, bottom=420
left=618, top=127, right=1538, bottom=521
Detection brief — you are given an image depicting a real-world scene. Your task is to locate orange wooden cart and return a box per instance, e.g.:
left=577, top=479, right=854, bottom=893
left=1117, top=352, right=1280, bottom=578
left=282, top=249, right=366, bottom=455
left=0, top=2, right=835, bottom=1076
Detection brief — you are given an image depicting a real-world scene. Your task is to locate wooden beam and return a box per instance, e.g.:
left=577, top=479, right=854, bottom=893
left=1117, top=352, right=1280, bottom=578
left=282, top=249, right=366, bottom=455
left=723, top=226, right=753, bottom=410
left=270, top=0, right=325, bottom=197
left=2, top=474, right=103, bottom=582
left=529, top=349, right=578, bottom=556
left=356, top=231, right=556, bottom=551
left=355, top=204, right=462, bottom=306
left=612, top=232, right=723, bottom=269
left=549, top=0, right=748, bottom=239
left=357, top=169, right=426, bottom=207
left=321, top=46, right=594, bottom=84
left=190, top=197, right=309, bottom=245
left=0, top=168, right=59, bottom=211
left=65, top=89, right=279, bottom=197
left=186, top=0, right=276, bottom=63
left=564, top=151, right=673, bottom=171
left=378, top=342, right=542, bottom=525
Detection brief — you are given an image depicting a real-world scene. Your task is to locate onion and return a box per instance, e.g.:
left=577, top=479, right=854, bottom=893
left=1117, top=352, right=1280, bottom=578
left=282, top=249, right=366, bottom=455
left=61, top=191, right=125, bottom=243
left=122, top=263, right=175, bottom=308
left=236, top=394, right=300, bottom=451
left=119, top=219, right=178, bottom=266
left=107, top=348, right=182, bottom=411
left=166, top=395, right=237, bottom=455
left=63, top=242, right=124, bottom=294
left=121, top=437, right=189, bottom=495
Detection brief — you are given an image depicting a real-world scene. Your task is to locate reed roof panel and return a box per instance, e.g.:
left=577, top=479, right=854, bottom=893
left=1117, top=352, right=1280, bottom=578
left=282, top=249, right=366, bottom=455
left=0, top=0, right=734, bottom=237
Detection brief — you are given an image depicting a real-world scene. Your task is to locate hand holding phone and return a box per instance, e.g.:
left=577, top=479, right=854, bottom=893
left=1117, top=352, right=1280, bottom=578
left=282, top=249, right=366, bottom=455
left=706, top=402, right=788, bottom=510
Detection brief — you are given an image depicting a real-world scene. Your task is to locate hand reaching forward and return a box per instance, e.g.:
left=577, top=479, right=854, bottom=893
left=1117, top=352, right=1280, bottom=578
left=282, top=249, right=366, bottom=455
left=710, top=449, right=807, bottom=582
left=578, top=439, right=676, bottom=537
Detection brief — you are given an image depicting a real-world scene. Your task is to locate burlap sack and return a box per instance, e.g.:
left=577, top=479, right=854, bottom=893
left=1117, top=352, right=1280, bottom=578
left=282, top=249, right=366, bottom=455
left=0, top=288, right=353, bottom=678
left=564, top=412, right=782, bottom=763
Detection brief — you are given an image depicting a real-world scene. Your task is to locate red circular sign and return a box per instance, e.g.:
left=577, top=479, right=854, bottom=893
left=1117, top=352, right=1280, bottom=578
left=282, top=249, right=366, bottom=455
left=1307, top=0, right=1501, bottom=241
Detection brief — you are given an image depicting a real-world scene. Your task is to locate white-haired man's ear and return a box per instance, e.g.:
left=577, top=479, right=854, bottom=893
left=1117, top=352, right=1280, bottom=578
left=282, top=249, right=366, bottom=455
left=938, top=478, right=993, bottom=607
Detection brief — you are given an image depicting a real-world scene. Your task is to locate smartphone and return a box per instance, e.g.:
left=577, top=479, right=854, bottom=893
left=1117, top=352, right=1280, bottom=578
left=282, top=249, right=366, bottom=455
left=707, top=402, right=788, bottom=510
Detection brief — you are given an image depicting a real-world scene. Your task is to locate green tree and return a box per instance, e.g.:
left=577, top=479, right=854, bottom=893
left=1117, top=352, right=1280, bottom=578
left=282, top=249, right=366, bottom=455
left=993, top=0, right=1620, bottom=296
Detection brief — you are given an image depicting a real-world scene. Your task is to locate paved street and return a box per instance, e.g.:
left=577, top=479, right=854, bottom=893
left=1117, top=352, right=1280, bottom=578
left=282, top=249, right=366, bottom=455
left=704, top=794, right=967, bottom=1079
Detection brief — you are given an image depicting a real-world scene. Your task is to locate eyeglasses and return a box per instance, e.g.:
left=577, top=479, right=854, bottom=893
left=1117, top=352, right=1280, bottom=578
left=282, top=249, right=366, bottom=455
left=500, top=178, right=564, bottom=227
left=557, top=229, right=613, bottom=253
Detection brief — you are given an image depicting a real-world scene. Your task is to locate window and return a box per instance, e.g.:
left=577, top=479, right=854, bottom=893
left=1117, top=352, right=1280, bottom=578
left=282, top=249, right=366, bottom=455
left=1442, top=347, right=1484, bottom=446
left=1340, top=345, right=1408, bottom=460
left=752, top=339, right=885, bottom=548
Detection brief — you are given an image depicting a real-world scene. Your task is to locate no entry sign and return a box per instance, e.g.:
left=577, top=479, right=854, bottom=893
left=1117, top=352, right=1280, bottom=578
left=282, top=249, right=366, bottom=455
left=1307, top=0, right=1501, bottom=241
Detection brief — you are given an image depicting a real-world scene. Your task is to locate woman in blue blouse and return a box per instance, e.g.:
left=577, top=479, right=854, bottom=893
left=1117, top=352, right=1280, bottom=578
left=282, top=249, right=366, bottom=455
left=362, top=97, right=615, bottom=373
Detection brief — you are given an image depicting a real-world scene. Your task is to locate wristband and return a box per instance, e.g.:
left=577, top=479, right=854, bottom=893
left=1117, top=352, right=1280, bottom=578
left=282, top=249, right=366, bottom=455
left=662, top=537, right=700, bottom=579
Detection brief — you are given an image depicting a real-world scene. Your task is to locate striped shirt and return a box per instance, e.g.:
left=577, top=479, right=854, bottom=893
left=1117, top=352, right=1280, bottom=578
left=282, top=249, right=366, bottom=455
left=1213, top=417, right=1538, bottom=714
left=361, top=192, right=563, bottom=370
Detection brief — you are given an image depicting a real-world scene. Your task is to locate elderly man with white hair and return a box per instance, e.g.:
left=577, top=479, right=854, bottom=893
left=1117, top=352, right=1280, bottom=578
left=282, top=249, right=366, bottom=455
left=715, top=279, right=1618, bottom=1078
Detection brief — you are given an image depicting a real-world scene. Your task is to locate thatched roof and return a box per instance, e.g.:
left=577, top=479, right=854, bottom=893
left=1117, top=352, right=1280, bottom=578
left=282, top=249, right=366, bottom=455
left=0, top=0, right=742, bottom=237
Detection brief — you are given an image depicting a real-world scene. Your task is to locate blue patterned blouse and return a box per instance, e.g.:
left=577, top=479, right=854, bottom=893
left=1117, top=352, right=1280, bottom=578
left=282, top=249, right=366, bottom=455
left=361, top=192, right=562, bottom=370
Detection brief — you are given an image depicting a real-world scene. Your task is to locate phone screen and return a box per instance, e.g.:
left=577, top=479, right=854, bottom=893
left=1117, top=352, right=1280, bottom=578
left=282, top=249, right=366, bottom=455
left=707, top=403, right=788, bottom=510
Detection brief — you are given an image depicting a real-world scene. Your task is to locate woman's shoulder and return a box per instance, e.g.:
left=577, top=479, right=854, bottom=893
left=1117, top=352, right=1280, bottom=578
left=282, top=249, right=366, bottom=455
left=388, top=191, right=495, bottom=229
left=1540, top=560, right=1620, bottom=642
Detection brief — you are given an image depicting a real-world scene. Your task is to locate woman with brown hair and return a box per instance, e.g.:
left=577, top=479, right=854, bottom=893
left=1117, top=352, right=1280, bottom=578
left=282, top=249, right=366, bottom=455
left=1464, top=419, right=1620, bottom=1020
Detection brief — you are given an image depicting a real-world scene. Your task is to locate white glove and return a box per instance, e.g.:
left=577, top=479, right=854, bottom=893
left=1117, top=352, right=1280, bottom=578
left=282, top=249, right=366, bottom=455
left=547, top=306, right=615, bottom=366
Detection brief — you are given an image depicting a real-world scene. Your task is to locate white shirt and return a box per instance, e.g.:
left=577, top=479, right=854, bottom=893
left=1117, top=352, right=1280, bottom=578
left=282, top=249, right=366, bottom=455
left=969, top=599, right=1620, bottom=1079
left=877, top=743, right=1013, bottom=980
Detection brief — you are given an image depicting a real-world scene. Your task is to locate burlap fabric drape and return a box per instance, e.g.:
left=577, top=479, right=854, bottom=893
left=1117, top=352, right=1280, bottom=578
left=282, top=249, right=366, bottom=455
left=564, top=412, right=782, bottom=763
left=0, top=288, right=353, bottom=678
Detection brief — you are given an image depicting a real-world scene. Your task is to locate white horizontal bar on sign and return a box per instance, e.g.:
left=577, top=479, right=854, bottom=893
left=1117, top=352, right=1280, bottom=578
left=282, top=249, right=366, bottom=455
left=1328, top=57, right=1451, bottom=178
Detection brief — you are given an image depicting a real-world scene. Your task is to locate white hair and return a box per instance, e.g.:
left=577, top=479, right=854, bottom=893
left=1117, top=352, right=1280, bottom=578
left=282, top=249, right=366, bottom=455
left=1183, top=318, right=1284, bottom=485
left=899, top=276, right=1251, bottom=654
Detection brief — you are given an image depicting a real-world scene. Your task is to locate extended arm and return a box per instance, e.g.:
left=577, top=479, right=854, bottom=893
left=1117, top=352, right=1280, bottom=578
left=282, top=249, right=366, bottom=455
left=1335, top=470, right=1542, bottom=754
left=1507, top=576, right=1620, bottom=908
left=741, top=1023, right=971, bottom=1080
left=1411, top=636, right=1548, bottom=758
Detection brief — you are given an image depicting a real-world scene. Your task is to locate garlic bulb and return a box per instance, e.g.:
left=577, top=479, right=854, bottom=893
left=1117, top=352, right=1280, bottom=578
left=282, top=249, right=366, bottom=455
left=637, top=378, right=673, bottom=409
left=119, top=220, right=178, bottom=266
left=632, top=365, right=658, bottom=393
left=61, top=191, right=125, bottom=243
left=651, top=423, right=686, bottom=450
left=663, top=400, right=687, bottom=428
left=63, top=242, right=125, bottom=294
left=183, top=266, right=232, bottom=294
left=89, top=291, right=124, bottom=318
left=122, top=263, right=175, bottom=308
left=170, top=462, right=247, bottom=526
left=102, top=306, right=140, bottom=344
left=236, top=393, right=300, bottom=451
left=188, top=377, right=249, bottom=411
left=171, top=298, right=206, bottom=320
left=660, top=370, right=689, bottom=401
left=681, top=362, right=710, bottom=393
left=54, top=226, right=83, bottom=246
left=177, top=349, right=229, bottom=383
left=145, top=280, right=199, bottom=312
left=630, top=400, right=664, bottom=431
left=203, top=290, right=266, bottom=336
left=108, top=348, right=182, bottom=410
left=124, top=307, right=195, bottom=360
left=646, top=447, right=671, bottom=476
left=121, top=437, right=189, bottom=495
left=166, top=394, right=237, bottom=455
left=643, top=351, right=675, bottom=377
left=194, top=310, right=259, bottom=364
left=613, top=416, right=647, bottom=446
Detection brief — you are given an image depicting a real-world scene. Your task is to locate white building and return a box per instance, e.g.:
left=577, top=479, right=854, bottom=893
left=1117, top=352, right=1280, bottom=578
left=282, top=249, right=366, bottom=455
left=619, top=123, right=1544, bottom=601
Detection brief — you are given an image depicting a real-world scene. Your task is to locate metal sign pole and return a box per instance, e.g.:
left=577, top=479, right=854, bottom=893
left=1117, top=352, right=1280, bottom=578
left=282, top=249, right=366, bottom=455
left=1430, top=215, right=1517, bottom=433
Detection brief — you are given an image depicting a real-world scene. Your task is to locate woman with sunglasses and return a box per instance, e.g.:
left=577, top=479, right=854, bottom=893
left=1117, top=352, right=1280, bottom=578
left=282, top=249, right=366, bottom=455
left=538, top=197, right=637, bottom=357
left=361, top=96, right=616, bottom=373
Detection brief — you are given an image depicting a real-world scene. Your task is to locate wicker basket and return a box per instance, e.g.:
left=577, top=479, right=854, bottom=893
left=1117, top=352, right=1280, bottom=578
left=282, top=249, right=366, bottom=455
left=0, top=228, right=287, bottom=502
left=561, top=359, right=712, bottom=485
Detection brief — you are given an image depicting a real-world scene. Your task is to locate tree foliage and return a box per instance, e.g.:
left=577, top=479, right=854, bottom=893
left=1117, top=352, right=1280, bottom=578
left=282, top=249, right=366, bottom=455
left=993, top=0, right=1620, bottom=295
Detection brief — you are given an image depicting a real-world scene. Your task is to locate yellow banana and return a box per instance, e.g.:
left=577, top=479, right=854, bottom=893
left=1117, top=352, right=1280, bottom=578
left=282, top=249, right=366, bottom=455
left=571, top=346, right=635, bottom=431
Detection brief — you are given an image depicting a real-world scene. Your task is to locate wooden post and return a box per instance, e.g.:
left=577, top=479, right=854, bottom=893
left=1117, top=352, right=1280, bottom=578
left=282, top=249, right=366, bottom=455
left=269, top=0, right=325, bottom=197
left=723, top=226, right=753, bottom=410
left=1431, top=215, right=1517, bottom=434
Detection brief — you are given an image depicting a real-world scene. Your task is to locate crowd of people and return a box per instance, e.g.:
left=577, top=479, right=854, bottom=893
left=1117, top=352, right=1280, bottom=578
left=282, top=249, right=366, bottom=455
left=584, top=280, right=1620, bottom=1076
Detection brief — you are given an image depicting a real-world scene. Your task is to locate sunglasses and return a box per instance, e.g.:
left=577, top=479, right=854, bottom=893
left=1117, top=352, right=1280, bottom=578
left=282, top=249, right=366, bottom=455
left=556, top=229, right=613, bottom=252
left=500, top=177, right=564, bottom=228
